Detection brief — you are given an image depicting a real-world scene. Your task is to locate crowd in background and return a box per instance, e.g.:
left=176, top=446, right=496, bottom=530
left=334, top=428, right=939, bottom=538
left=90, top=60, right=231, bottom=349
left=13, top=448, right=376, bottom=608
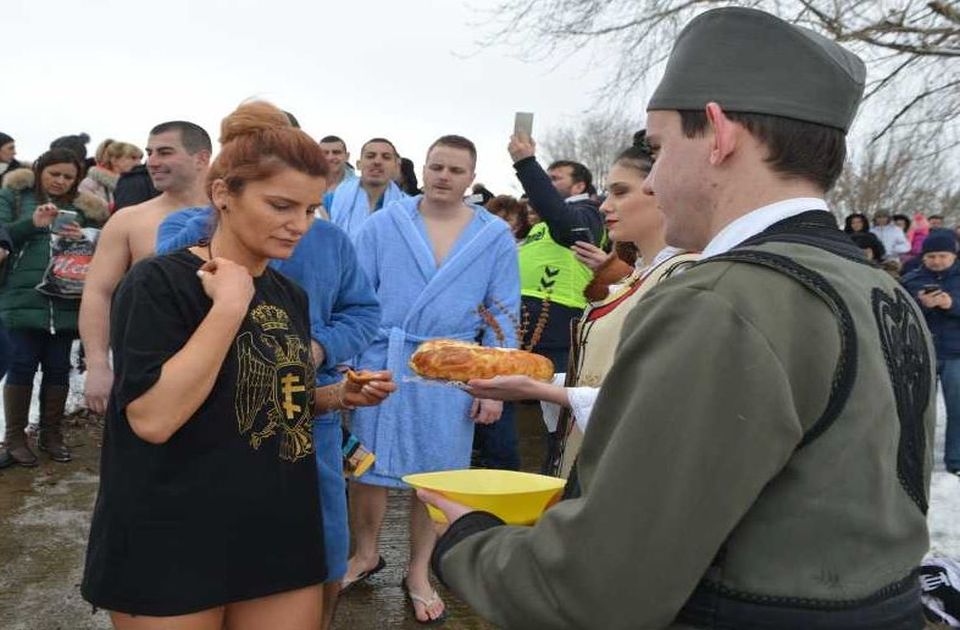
left=1, top=101, right=959, bottom=626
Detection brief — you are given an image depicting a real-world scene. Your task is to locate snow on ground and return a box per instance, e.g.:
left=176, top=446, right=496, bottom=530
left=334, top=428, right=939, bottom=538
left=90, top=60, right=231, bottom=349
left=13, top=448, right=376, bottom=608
left=1, top=342, right=958, bottom=558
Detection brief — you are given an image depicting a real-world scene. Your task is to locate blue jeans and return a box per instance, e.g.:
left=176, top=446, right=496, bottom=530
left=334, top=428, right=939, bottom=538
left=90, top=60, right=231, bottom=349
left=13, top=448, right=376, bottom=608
left=938, top=358, right=960, bottom=472
left=0, top=323, right=9, bottom=381
left=6, top=329, right=74, bottom=387
left=473, top=402, right=520, bottom=470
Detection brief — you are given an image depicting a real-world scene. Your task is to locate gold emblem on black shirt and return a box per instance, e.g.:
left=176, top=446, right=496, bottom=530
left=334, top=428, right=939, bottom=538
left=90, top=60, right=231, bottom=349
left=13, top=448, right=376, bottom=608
left=235, top=304, right=314, bottom=462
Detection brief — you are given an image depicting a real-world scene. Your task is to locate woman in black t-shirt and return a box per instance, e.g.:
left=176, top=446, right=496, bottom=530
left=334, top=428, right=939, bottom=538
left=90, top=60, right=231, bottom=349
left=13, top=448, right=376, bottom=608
left=82, top=102, right=396, bottom=630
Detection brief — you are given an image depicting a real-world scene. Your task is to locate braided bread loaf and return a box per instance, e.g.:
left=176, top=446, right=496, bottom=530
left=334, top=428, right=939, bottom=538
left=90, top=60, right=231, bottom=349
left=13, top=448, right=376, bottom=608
left=409, top=339, right=554, bottom=383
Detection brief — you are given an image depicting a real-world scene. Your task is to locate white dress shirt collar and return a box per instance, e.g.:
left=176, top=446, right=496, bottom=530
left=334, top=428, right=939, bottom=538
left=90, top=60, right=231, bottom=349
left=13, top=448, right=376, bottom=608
left=701, top=197, right=829, bottom=258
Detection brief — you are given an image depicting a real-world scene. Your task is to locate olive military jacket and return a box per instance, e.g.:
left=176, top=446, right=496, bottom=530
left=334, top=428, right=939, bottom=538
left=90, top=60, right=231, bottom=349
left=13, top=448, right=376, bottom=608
left=434, top=213, right=935, bottom=629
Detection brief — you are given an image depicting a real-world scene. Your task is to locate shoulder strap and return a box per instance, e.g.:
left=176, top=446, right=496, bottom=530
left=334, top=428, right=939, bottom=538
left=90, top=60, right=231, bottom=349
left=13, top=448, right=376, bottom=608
left=701, top=249, right=857, bottom=449
left=659, top=253, right=700, bottom=280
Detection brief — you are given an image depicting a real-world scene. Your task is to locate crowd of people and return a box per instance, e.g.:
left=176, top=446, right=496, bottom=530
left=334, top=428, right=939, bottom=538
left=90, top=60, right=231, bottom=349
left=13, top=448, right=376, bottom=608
left=0, top=6, right=957, bottom=629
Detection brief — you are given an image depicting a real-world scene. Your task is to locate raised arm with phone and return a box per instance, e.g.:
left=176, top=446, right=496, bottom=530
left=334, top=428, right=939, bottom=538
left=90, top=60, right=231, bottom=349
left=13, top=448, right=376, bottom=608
left=507, top=124, right=604, bottom=249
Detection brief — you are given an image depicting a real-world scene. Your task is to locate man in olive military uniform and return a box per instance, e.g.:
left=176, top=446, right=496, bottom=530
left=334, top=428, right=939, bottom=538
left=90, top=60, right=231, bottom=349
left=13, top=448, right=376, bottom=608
left=421, top=7, right=936, bottom=630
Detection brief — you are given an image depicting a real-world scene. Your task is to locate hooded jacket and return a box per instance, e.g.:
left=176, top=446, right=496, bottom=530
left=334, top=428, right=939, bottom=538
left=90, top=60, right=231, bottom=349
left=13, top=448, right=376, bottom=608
left=0, top=168, right=109, bottom=332
left=902, top=260, right=960, bottom=359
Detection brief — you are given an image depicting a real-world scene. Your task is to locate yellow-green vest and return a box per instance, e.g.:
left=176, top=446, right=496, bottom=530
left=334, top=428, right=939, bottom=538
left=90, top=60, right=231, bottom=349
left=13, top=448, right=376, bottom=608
left=519, top=222, right=593, bottom=310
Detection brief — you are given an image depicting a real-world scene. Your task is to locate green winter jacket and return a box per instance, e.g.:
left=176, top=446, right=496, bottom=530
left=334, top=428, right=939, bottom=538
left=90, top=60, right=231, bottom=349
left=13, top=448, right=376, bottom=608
left=0, top=168, right=108, bottom=333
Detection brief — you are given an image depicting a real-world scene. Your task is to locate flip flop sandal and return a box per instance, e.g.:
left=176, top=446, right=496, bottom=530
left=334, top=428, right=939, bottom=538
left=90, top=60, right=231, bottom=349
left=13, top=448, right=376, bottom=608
left=402, top=577, right=448, bottom=625
left=340, top=555, right=386, bottom=594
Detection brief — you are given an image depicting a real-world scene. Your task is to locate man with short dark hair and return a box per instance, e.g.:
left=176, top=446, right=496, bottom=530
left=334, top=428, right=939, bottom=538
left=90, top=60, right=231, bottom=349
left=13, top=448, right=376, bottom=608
left=344, top=135, right=519, bottom=624
left=325, top=137, right=406, bottom=241
left=929, top=214, right=946, bottom=229
left=80, top=121, right=212, bottom=414
left=508, top=143, right=604, bottom=371
left=318, top=135, right=356, bottom=193
left=424, top=8, right=935, bottom=628
left=903, top=229, right=960, bottom=477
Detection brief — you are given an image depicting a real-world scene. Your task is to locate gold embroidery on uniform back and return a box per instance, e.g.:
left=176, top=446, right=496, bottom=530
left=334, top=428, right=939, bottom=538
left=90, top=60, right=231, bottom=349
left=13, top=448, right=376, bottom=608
left=235, top=303, right=314, bottom=462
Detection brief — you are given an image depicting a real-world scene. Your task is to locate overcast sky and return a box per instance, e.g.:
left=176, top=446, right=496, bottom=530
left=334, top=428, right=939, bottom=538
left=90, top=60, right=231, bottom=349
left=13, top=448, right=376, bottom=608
left=1, top=0, right=621, bottom=194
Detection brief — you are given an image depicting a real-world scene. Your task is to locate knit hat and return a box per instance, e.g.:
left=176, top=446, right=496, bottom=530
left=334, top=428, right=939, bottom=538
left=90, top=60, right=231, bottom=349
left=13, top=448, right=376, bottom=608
left=922, top=229, right=958, bottom=255
left=0, top=132, right=12, bottom=148
left=50, top=133, right=91, bottom=162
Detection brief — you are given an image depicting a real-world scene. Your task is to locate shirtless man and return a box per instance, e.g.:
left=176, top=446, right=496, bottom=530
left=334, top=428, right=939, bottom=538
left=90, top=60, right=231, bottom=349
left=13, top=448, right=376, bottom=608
left=79, top=121, right=211, bottom=414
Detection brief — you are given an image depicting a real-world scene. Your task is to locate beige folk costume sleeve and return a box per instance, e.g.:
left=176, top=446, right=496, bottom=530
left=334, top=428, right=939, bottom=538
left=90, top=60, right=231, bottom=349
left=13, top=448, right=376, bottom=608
left=436, top=274, right=839, bottom=629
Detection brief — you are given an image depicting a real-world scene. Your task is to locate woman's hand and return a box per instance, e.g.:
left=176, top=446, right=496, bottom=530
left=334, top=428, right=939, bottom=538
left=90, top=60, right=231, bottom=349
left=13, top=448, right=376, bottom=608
left=466, top=375, right=541, bottom=401
left=470, top=398, right=503, bottom=425
left=571, top=241, right=612, bottom=271
left=57, top=222, right=84, bottom=240
left=196, top=257, right=255, bottom=314
left=342, top=370, right=397, bottom=408
left=32, top=203, right=58, bottom=228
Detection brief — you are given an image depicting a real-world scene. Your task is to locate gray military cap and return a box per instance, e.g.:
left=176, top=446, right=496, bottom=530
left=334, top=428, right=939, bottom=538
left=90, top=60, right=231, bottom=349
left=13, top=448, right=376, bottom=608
left=647, top=7, right=866, bottom=132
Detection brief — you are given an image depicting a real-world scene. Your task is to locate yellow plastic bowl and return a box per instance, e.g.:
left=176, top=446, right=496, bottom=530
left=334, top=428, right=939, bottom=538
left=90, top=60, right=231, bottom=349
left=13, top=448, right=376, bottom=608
left=403, top=469, right=565, bottom=525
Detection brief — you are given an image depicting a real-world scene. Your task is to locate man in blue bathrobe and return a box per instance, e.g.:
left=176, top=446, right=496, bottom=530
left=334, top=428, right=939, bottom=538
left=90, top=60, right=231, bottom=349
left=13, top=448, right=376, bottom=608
left=343, top=135, right=520, bottom=624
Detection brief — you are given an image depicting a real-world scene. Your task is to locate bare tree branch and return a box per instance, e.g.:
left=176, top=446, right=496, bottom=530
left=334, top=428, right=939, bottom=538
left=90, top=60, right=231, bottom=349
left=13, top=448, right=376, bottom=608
left=476, top=0, right=960, bottom=144
left=871, top=79, right=960, bottom=142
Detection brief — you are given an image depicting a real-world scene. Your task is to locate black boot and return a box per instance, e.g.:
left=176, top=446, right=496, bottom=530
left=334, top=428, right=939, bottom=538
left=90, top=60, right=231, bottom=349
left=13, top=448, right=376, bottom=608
left=37, top=385, right=71, bottom=463
left=2, top=384, right=38, bottom=467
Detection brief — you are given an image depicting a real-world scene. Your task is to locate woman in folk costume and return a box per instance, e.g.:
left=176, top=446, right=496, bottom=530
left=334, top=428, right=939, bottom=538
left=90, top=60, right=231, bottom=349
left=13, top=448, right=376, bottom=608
left=79, top=139, right=143, bottom=209
left=344, top=135, right=520, bottom=624
left=81, top=101, right=396, bottom=630
left=467, top=135, right=699, bottom=481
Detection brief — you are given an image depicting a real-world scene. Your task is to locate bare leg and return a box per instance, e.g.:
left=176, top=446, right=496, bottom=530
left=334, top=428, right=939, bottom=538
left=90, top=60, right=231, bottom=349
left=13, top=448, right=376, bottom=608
left=110, top=607, right=224, bottom=630
left=321, top=582, right=339, bottom=630
left=406, top=493, right=446, bottom=622
left=223, top=584, right=322, bottom=630
left=343, top=481, right=388, bottom=585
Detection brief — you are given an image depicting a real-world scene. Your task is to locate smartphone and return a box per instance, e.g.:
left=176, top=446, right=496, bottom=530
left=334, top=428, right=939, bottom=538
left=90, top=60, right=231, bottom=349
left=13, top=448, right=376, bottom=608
left=570, top=227, right=594, bottom=244
left=921, top=284, right=942, bottom=294
left=514, top=112, right=534, bottom=138
left=52, top=209, right=78, bottom=233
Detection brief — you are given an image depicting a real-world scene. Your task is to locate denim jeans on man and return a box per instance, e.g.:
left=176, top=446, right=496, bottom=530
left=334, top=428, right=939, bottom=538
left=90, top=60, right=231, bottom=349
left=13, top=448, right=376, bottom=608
left=0, top=323, right=10, bottom=381
left=473, top=402, right=521, bottom=471
left=938, top=359, right=960, bottom=473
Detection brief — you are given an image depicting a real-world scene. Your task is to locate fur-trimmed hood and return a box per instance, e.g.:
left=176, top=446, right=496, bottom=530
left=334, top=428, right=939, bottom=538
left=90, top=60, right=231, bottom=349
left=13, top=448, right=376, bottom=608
left=73, top=191, right=109, bottom=223
left=2, top=167, right=34, bottom=192
left=0, top=167, right=109, bottom=223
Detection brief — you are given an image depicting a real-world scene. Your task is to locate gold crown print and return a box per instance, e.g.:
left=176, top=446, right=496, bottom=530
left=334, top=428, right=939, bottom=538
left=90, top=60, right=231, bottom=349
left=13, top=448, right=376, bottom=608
left=251, top=304, right=290, bottom=331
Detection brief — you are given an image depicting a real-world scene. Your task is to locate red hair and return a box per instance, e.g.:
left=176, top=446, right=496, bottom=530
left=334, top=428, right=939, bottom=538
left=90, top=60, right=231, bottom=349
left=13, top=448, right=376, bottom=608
left=207, top=101, right=328, bottom=200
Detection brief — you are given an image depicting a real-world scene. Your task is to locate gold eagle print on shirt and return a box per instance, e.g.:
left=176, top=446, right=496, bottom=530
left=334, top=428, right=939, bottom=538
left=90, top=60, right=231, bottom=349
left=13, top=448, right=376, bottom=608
left=234, top=304, right=314, bottom=462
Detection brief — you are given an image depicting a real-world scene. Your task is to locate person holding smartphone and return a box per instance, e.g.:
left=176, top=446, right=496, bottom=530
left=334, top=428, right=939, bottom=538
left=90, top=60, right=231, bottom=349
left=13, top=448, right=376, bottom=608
left=903, top=229, right=960, bottom=477
left=467, top=134, right=699, bottom=481
left=507, top=122, right=606, bottom=473
left=0, top=148, right=108, bottom=469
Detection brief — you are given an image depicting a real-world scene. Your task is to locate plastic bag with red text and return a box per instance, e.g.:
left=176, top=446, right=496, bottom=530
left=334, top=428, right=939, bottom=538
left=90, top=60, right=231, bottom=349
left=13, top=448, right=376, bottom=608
left=35, top=231, right=98, bottom=299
